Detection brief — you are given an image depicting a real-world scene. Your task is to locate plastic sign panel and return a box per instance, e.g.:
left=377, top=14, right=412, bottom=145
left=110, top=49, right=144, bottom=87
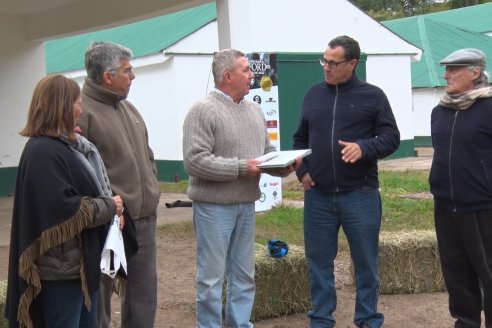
left=245, top=53, right=282, bottom=212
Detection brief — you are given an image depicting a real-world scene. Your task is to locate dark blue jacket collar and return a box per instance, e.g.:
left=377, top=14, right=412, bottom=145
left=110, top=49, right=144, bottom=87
left=324, top=73, right=360, bottom=92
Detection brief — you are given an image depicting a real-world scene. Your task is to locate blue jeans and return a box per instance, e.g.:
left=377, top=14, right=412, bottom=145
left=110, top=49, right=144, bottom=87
left=38, top=279, right=99, bottom=328
left=304, top=187, right=384, bottom=328
left=193, top=201, right=255, bottom=328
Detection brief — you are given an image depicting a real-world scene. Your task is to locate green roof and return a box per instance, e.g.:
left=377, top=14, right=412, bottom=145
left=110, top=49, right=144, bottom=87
left=45, top=2, right=216, bottom=73
left=384, top=11, right=492, bottom=88
left=416, top=2, right=492, bottom=34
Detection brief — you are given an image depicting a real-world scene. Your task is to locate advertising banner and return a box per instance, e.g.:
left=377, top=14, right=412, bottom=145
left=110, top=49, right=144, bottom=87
left=245, top=53, right=282, bottom=212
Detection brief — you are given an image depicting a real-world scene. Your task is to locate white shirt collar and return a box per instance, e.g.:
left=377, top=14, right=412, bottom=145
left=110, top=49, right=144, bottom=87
left=213, top=88, right=245, bottom=105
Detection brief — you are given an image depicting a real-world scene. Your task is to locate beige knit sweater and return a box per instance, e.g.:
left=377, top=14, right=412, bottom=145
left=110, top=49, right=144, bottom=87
left=183, top=90, right=276, bottom=204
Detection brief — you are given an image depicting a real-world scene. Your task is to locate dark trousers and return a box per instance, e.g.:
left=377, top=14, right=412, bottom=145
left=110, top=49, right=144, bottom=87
left=434, top=204, right=492, bottom=328
left=98, top=215, right=157, bottom=328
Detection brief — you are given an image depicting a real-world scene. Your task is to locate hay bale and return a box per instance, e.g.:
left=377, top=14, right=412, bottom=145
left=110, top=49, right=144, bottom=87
left=0, top=280, right=7, bottom=328
left=378, top=230, right=445, bottom=294
left=252, top=243, right=310, bottom=321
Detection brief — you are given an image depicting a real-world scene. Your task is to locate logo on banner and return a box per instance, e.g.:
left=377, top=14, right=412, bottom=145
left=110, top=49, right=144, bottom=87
left=247, top=52, right=281, bottom=213
left=249, top=60, right=270, bottom=74
left=246, top=53, right=277, bottom=92
left=268, top=132, right=279, bottom=141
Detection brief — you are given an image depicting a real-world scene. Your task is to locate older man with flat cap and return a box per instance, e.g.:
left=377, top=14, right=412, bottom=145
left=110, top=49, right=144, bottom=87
left=429, top=48, right=492, bottom=327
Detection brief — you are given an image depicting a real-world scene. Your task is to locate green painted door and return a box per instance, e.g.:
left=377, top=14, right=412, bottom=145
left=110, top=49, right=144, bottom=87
left=276, top=53, right=366, bottom=150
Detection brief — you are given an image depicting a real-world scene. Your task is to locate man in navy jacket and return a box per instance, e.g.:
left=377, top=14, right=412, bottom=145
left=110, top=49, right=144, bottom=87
left=293, top=35, right=400, bottom=328
left=430, top=48, right=492, bottom=328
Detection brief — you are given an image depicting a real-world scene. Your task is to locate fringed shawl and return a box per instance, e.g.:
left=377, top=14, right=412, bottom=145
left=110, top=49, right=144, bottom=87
left=6, top=136, right=107, bottom=328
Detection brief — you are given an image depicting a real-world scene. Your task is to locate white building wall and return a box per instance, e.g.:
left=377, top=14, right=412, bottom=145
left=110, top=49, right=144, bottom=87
left=413, top=87, right=445, bottom=137
left=130, top=55, right=214, bottom=160
left=67, top=54, right=214, bottom=161
left=218, top=0, right=421, bottom=56
left=65, top=21, right=219, bottom=161
left=0, top=16, right=46, bottom=168
left=366, top=55, right=414, bottom=141
left=130, top=21, right=218, bottom=160
left=1, top=1, right=421, bottom=169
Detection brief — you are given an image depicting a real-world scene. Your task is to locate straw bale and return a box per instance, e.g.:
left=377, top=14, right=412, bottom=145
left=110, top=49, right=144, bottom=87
left=377, top=230, right=445, bottom=294
left=0, top=280, right=7, bottom=328
left=252, top=243, right=310, bottom=321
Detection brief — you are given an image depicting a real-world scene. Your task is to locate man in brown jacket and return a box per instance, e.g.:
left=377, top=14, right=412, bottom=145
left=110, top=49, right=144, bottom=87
left=79, top=41, right=160, bottom=328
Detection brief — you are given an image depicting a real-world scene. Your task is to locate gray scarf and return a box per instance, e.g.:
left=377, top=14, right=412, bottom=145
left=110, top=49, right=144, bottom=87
left=62, top=134, right=113, bottom=197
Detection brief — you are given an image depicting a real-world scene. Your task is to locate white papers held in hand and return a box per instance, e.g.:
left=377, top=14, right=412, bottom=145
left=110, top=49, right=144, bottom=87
left=100, top=215, right=127, bottom=279
left=255, top=149, right=311, bottom=168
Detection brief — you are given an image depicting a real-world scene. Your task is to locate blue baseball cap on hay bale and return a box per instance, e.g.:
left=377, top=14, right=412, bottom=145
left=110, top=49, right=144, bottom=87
left=267, top=240, right=289, bottom=258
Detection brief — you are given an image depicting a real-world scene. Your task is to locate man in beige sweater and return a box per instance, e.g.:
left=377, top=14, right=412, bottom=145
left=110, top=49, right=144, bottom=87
left=183, top=49, right=300, bottom=328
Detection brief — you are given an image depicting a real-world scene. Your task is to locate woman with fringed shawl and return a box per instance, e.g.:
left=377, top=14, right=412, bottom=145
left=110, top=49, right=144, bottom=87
left=5, top=74, right=123, bottom=328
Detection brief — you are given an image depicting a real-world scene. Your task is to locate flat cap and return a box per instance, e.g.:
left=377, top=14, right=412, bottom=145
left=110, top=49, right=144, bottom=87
left=439, top=48, right=486, bottom=68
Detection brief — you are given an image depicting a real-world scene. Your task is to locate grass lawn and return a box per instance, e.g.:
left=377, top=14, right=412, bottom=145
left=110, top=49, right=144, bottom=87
left=159, top=170, right=434, bottom=251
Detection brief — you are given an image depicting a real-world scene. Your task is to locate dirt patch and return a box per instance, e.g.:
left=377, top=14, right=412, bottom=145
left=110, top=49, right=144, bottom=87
left=0, top=231, right=458, bottom=328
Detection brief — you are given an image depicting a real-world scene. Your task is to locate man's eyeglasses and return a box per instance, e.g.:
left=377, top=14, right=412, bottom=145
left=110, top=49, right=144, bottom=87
left=319, top=57, right=349, bottom=68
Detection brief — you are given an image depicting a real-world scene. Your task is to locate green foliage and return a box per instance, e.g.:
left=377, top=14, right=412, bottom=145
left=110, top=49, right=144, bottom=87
left=379, top=170, right=429, bottom=193
left=281, top=180, right=304, bottom=200
left=449, top=0, right=491, bottom=9
left=379, top=170, right=434, bottom=230
left=256, top=206, right=351, bottom=251
left=282, top=190, right=304, bottom=200
left=255, top=170, right=434, bottom=249
left=367, top=9, right=407, bottom=20
left=0, top=280, right=6, bottom=328
left=255, top=206, right=304, bottom=245
left=350, top=0, right=441, bottom=17
left=348, top=0, right=491, bottom=20
left=158, top=220, right=194, bottom=238
left=160, top=180, right=189, bottom=193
